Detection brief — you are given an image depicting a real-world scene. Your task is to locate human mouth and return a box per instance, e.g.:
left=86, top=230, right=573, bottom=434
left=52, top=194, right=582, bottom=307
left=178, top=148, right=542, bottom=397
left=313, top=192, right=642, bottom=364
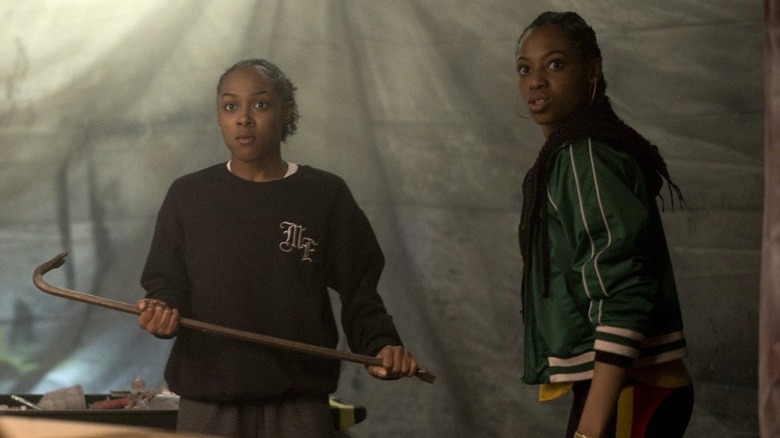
left=235, top=134, right=256, bottom=145
left=527, top=93, right=548, bottom=113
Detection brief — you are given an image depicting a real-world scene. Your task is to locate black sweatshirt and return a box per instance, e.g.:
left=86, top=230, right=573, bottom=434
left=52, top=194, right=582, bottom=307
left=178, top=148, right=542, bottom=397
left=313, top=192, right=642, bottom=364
left=141, top=163, right=402, bottom=402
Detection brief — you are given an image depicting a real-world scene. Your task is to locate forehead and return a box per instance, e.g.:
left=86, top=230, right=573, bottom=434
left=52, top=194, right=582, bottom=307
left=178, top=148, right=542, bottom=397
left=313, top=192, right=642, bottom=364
left=517, top=23, right=577, bottom=59
left=219, top=66, right=277, bottom=96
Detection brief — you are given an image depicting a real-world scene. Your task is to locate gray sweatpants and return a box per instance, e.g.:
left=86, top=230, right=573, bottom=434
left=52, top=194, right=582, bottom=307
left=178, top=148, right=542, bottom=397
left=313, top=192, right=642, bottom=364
left=177, top=394, right=333, bottom=438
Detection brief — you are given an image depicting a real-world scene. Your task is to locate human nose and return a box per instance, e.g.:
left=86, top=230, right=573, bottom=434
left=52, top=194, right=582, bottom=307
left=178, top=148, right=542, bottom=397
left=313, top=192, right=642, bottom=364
left=526, top=68, right=547, bottom=90
left=237, top=107, right=254, bottom=126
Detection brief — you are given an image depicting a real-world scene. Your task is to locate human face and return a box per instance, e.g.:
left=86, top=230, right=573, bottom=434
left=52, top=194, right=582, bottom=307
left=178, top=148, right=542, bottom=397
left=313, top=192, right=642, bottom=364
left=515, top=23, right=599, bottom=138
left=217, top=66, right=291, bottom=165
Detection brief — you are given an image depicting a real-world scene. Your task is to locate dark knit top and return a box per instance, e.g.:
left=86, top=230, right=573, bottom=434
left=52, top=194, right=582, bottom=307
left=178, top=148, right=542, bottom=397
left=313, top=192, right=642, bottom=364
left=141, top=163, right=402, bottom=401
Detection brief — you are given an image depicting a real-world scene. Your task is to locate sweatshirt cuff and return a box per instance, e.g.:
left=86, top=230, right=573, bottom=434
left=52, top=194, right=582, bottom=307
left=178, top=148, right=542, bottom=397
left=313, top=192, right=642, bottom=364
left=365, top=338, right=403, bottom=357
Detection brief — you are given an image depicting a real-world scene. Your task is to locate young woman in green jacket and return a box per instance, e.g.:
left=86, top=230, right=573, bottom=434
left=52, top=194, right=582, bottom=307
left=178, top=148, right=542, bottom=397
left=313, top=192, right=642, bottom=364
left=515, top=11, right=694, bottom=438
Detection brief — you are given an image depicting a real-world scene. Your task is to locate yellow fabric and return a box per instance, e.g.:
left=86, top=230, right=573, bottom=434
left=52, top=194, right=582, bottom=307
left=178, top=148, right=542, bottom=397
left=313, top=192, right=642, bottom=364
left=328, top=398, right=355, bottom=430
left=628, top=359, right=691, bottom=388
left=539, top=382, right=573, bottom=402
left=537, top=359, right=691, bottom=402
left=615, top=386, right=634, bottom=438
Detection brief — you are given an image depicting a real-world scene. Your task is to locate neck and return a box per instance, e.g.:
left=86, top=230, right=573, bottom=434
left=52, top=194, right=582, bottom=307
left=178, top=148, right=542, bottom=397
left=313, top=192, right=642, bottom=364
left=228, top=158, right=288, bottom=182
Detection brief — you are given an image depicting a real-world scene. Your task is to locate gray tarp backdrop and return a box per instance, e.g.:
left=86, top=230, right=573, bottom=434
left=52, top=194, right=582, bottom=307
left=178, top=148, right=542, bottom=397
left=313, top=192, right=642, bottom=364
left=0, top=2, right=766, bottom=436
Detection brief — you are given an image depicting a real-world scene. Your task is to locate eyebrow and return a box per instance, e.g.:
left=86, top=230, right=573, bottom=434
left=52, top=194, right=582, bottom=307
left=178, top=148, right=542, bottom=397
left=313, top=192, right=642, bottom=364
left=516, top=49, right=570, bottom=62
left=219, top=90, right=272, bottom=99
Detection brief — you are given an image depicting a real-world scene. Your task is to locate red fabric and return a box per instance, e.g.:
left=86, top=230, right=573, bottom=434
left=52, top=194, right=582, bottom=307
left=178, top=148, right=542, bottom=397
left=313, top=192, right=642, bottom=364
left=628, top=384, right=673, bottom=438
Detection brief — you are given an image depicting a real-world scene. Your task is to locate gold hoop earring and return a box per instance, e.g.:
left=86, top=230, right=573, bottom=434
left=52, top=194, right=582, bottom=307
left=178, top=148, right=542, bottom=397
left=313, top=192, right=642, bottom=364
left=513, top=92, right=531, bottom=119
left=589, top=78, right=598, bottom=105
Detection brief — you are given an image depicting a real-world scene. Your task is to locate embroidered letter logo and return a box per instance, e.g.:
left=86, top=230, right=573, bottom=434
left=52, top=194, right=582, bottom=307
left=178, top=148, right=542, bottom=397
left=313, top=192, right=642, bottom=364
left=279, top=221, right=318, bottom=261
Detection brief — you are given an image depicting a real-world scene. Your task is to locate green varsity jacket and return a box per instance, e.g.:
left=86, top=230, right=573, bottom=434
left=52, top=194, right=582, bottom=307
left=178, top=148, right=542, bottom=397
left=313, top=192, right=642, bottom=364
left=521, top=137, right=687, bottom=385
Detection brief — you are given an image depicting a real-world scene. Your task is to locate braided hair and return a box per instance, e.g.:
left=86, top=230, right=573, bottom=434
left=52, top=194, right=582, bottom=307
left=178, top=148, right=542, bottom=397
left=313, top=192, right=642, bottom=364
left=517, top=12, right=684, bottom=298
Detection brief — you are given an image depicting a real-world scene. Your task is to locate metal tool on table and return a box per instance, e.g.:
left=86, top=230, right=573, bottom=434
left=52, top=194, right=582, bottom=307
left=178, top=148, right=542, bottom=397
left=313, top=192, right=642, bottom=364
left=10, top=395, right=43, bottom=411
left=33, top=252, right=435, bottom=384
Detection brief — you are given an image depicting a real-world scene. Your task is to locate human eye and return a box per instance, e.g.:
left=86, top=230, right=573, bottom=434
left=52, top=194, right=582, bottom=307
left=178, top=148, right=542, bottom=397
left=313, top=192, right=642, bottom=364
left=253, top=101, right=269, bottom=110
left=516, top=64, right=531, bottom=76
left=548, top=59, right=564, bottom=71
left=223, top=102, right=238, bottom=111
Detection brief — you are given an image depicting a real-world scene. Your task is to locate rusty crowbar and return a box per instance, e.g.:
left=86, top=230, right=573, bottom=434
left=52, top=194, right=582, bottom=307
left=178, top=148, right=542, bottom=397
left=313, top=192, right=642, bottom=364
left=33, top=252, right=435, bottom=384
